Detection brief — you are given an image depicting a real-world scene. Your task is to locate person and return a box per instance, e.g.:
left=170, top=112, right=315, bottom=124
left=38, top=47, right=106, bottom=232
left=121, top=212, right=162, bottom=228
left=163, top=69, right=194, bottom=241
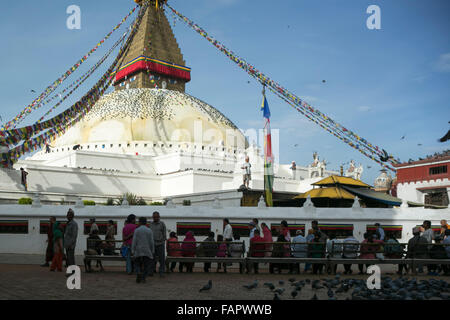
left=166, top=232, right=183, bottom=273
left=358, top=232, right=383, bottom=274
left=85, top=229, right=104, bottom=272
left=198, top=231, right=217, bottom=273
left=384, top=233, right=407, bottom=275
left=132, top=217, right=155, bottom=284
left=342, top=233, right=359, bottom=274
left=280, top=220, right=291, bottom=242
left=421, top=220, right=434, bottom=244
left=223, top=219, right=233, bottom=242
left=45, top=144, right=51, bottom=154
left=241, top=156, right=251, bottom=189
left=216, top=235, right=228, bottom=273
left=122, top=214, right=137, bottom=275
left=270, top=234, right=292, bottom=274
left=253, top=218, right=261, bottom=234
left=406, top=227, right=429, bottom=274
left=429, top=235, right=448, bottom=276
left=64, top=209, right=78, bottom=268
left=304, top=229, right=315, bottom=273
left=374, top=223, right=385, bottom=241
left=290, top=161, right=297, bottom=180
left=261, top=223, right=273, bottom=257
left=421, top=220, right=434, bottom=274
left=249, top=221, right=257, bottom=239
left=41, top=216, right=56, bottom=267
left=229, top=234, right=245, bottom=273
left=181, top=231, right=196, bottom=273
left=309, top=232, right=326, bottom=275
left=103, top=220, right=115, bottom=255
left=444, top=229, right=450, bottom=275
left=249, top=229, right=265, bottom=274
left=440, top=225, right=448, bottom=237
left=291, top=230, right=307, bottom=274
left=326, top=233, right=343, bottom=274
left=149, top=211, right=167, bottom=277
left=89, top=218, right=99, bottom=236
left=20, top=167, right=28, bottom=191
left=50, top=222, right=64, bottom=272
left=440, top=220, right=449, bottom=235
left=311, top=220, right=327, bottom=242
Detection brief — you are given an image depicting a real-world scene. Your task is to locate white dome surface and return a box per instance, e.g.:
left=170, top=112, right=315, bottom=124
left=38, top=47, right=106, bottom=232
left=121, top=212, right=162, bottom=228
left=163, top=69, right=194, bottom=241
left=52, top=88, right=247, bottom=149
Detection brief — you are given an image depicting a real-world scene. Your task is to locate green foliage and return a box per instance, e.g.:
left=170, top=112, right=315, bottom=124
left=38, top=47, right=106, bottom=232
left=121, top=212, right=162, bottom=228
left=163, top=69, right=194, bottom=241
left=83, top=200, right=96, bottom=206
left=150, top=202, right=164, bottom=206
left=18, top=198, right=32, bottom=205
left=106, top=198, right=115, bottom=206
left=116, top=193, right=148, bottom=206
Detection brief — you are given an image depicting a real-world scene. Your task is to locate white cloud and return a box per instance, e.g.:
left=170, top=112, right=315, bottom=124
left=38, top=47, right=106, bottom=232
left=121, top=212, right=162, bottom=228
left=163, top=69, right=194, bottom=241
left=435, top=53, right=450, bottom=72
left=358, top=106, right=371, bottom=112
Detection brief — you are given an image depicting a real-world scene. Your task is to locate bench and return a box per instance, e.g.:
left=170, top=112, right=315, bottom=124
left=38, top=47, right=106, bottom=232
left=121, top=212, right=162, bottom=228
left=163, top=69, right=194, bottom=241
left=165, top=257, right=246, bottom=273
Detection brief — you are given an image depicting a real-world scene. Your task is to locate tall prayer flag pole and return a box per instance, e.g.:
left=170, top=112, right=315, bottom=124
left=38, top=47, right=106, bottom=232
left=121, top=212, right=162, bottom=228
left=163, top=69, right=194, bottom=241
left=262, top=86, right=274, bottom=207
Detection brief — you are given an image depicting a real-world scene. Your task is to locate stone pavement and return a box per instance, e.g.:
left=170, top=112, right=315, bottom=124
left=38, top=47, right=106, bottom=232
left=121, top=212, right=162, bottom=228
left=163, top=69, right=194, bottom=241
left=0, top=255, right=449, bottom=300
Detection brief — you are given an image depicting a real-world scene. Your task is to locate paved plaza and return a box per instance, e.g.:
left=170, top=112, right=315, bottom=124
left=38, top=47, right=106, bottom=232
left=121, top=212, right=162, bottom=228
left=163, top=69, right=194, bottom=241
left=0, top=255, right=449, bottom=300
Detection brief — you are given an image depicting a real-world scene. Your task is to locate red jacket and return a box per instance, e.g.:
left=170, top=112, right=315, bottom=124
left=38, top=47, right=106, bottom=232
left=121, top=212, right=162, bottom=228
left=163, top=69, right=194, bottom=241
left=250, top=235, right=266, bottom=257
left=167, top=237, right=182, bottom=257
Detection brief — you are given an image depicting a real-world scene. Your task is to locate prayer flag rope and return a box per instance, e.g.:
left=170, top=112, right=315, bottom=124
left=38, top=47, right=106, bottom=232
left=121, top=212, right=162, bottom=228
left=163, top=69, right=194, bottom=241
left=1, top=5, right=138, bottom=131
left=0, top=3, right=149, bottom=166
left=166, top=4, right=398, bottom=170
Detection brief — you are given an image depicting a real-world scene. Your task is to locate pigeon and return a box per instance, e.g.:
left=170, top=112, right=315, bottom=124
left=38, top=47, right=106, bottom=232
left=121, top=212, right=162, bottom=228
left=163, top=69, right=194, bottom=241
left=264, top=282, right=274, bottom=288
left=243, top=280, right=258, bottom=290
left=288, top=278, right=296, bottom=283
left=401, top=135, right=406, bottom=140
left=273, top=293, right=281, bottom=300
left=291, top=290, right=298, bottom=299
left=294, top=144, right=299, bottom=147
left=327, top=289, right=334, bottom=298
left=279, top=280, right=285, bottom=286
left=273, top=288, right=285, bottom=295
left=311, top=294, right=318, bottom=300
left=31, top=90, right=36, bottom=93
left=199, top=280, right=212, bottom=292
left=322, top=80, right=326, bottom=83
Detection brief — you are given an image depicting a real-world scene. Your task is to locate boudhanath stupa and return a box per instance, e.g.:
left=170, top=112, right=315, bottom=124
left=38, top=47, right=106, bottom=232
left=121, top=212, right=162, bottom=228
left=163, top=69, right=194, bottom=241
left=0, top=0, right=350, bottom=206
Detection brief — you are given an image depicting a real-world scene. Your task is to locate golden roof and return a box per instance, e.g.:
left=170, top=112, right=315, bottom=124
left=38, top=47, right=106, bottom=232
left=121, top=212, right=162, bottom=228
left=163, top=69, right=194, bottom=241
left=312, top=175, right=371, bottom=188
left=294, top=186, right=356, bottom=200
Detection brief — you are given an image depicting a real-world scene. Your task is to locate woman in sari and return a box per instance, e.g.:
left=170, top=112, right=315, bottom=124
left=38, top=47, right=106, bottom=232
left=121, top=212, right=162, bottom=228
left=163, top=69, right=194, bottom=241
left=50, top=222, right=64, bottom=272
left=181, top=231, right=197, bottom=273
left=261, top=223, right=273, bottom=257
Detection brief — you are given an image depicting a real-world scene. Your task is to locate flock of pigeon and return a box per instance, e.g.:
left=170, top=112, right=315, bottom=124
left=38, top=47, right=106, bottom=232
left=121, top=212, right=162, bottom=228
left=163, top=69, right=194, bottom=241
left=81, top=88, right=238, bottom=131
left=198, top=275, right=450, bottom=300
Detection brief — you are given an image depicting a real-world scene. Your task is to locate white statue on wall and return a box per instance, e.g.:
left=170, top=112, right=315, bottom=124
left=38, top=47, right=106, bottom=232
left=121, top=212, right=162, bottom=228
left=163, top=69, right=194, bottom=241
left=308, top=152, right=326, bottom=178
left=345, top=160, right=364, bottom=180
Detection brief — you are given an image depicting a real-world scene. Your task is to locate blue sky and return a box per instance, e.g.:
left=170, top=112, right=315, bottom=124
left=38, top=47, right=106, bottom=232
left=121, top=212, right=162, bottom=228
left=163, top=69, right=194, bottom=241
left=0, top=0, right=449, bottom=185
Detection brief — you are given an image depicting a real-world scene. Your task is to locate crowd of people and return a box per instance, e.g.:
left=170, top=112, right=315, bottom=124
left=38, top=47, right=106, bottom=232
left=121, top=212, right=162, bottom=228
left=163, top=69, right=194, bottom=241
left=41, top=210, right=450, bottom=281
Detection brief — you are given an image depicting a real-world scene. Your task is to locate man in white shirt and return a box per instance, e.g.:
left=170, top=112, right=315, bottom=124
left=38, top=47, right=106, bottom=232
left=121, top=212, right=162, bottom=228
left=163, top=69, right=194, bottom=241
left=290, top=161, right=297, bottom=180
left=241, top=156, right=251, bottom=189
left=223, top=218, right=233, bottom=241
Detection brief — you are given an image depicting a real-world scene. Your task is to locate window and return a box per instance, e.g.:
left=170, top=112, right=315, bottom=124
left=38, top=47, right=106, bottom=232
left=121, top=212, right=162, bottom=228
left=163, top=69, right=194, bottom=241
left=429, top=165, right=447, bottom=175
left=40, top=221, right=67, bottom=234
left=367, top=225, right=402, bottom=239
left=0, top=220, right=28, bottom=234
left=319, top=224, right=354, bottom=238
left=271, top=223, right=305, bottom=238
left=230, top=223, right=251, bottom=238
left=176, top=222, right=211, bottom=237
left=84, top=221, right=117, bottom=236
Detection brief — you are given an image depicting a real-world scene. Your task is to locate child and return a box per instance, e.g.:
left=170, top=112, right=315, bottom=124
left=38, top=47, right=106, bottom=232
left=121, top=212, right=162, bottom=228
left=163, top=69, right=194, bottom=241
left=216, top=235, right=228, bottom=273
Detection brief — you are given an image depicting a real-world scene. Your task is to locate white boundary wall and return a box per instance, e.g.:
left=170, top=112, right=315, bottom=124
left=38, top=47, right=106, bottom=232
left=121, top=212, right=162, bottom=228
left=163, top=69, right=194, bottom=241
left=0, top=204, right=448, bottom=256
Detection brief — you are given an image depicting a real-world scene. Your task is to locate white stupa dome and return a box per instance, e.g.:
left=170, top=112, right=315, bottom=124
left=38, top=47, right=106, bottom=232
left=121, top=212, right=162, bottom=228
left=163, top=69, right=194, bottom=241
left=51, top=88, right=247, bottom=150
